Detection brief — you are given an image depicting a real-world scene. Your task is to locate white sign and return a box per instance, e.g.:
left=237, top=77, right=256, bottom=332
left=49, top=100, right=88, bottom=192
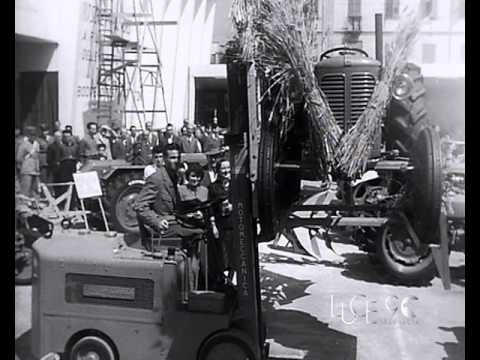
left=73, top=171, right=103, bottom=199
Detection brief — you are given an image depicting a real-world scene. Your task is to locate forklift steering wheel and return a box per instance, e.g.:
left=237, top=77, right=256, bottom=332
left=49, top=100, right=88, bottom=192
left=320, top=47, right=369, bottom=60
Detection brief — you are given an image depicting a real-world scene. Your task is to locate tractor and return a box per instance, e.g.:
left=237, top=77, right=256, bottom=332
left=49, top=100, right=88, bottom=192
left=249, top=27, right=443, bottom=285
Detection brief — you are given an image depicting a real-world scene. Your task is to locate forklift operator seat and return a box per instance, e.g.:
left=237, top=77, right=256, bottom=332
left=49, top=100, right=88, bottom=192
left=137, top=216, right=184, bottom=251
left=137, top=214, right=207, bottom=252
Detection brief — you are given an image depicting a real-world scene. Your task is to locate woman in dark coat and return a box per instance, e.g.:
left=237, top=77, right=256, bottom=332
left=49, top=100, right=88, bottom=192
left=208, top=159, right=234, bottom=281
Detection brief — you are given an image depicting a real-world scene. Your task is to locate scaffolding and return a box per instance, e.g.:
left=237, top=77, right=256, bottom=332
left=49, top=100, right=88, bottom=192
left=92, top=0, right=173, bottom=130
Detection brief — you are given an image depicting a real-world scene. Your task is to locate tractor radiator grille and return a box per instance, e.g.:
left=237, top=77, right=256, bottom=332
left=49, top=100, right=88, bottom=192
left=320, top=74, right=345, bottom=127
left=351, top=73, right=376, bottom=123
left=320, top=72, right=376, bottom=131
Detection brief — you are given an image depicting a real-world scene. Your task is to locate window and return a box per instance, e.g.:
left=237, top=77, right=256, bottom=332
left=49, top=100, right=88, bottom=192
left=385, top=0, right=400, bottom=19
left=348, top=0, right=362, bottom=17
left=423, top=0, right=438, bottom=19
left=422, top=43, right=436, bottom=64
left=460, top=43, right=465, bottom=63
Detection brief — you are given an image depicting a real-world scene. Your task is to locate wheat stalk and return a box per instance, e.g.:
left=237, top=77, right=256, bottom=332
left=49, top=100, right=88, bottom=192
left=231, top=0, right=341, bottom=173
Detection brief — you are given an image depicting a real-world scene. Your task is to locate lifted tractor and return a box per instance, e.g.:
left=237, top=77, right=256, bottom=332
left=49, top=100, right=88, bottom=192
left=255, top=19, right=442, bottom=285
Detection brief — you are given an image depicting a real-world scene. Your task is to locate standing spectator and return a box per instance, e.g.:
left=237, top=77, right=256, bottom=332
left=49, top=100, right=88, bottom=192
left=41, top=124, right=54, bottom=144
left=15, top=127, right=26, bottom=161
left=195, top=127, right=208, bottom=153
left=79, top=122, right=101, bottom=161
left=16, top=126, right=40, bottom=197
left=53, top=121, right=61, bottom=132
left=202, top=126, right=222, bottom=152
left=110, top=129, right=127, bottom=160
left=47, top=131, right=64, bottom=196
left=37, top=124, right=50, bottom=183
left=97, top=144, right=109, bottom=161
left=98, top=125, right=113, bottom=160
left=126, top=134, right=151, bottom=165
left=65, top=125, right=80, bottom=145
left=209, top=159, right=234, bottom=280
left=158, top=123, right=181, bottom=151
left=144, top=145, right=164, bottom=179
left=58, top=130, right=80, bottom=208
left=180, top=125, right=188, bottom=137
left=125, top=125, right=138, bottom=159
left=179, top=124, right=202, bottom=153
left=144, top=121, right=159, bottom=149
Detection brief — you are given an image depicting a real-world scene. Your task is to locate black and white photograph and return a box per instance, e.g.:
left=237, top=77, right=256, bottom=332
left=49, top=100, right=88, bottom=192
left=15, top=0, right=465, bottom=359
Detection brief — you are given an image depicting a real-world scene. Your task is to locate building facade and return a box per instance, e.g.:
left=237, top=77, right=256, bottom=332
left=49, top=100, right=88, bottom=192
left=317, top=0, right=465, bottom=137
left=319, top=0, right=465, bottom=77
left=15, top=0, right=233, bottom=137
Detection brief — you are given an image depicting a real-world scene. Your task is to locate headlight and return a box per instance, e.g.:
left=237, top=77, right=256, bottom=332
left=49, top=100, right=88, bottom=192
left=392, top=73, right=414, bottom=100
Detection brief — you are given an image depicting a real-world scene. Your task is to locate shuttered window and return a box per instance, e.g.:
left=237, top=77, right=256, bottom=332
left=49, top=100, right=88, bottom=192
left=385, top=0, right=400, bottom=19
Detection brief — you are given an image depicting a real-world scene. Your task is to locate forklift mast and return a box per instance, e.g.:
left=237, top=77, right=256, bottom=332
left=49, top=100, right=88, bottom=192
left=226, top=61, right=267, bottom=359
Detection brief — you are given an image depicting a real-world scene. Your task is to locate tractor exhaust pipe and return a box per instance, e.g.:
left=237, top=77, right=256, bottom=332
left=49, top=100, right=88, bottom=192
left=375, top=13, right=383, bottom=64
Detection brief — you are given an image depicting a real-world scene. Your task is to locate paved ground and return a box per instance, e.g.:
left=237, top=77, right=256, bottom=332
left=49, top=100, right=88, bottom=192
left=15, top=235, right=465, bottom=360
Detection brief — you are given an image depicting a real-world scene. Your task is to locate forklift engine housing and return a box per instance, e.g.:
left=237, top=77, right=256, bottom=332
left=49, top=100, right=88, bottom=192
left=31, top=233, right=230, bottom=360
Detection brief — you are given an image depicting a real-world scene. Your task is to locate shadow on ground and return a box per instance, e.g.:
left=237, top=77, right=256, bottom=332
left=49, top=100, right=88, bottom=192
left=260, top=268, right=357, bottom=360
left=262, top=247, right=433, bottom=288
left=437, top=326, right=465, bottom=360
left=260, top=251, right=319, bottom=266
left=450, top=265, right=465, bottom=288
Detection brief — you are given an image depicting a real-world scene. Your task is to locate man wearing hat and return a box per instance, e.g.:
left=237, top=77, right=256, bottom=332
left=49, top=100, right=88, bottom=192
left=16, top=126, right=41, bottom=197
left=37, top=124, right=51, bottom=182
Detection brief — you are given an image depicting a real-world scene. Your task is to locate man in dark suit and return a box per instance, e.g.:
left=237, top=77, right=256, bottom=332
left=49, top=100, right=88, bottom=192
left=202, top=126, right=223, bottom=152
left=158, top=123, right=181, bottom=152
left=179, top=124, right=202, bottom=154
left=144, top=121, right=159, bottom=150
left=134, top=144, right=203, bottom=247
left=134, top=144, right=203, bottom=290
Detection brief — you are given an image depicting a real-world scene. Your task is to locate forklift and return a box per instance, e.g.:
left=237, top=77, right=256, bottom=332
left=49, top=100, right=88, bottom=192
left=31, top=61, right=271, bottom=360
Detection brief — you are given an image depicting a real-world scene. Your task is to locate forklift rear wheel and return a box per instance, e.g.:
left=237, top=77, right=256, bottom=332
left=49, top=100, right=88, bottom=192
left=69, top=335, right=117, bottom=360
left=198, top=330, right=258, bottom=360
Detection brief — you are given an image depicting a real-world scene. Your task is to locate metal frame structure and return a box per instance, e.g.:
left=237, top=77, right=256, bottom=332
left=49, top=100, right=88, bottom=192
left=92, top=0, right=174, bottom=130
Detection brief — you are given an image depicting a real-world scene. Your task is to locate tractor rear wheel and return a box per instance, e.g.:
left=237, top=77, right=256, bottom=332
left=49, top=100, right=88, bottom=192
left=106, top=172, right=144, bottom=234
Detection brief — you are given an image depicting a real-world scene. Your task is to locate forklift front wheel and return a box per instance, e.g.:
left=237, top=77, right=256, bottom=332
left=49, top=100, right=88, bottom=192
left=198, top=329, right=258, bottom=360
left=68, top=335, right=117, bottom=360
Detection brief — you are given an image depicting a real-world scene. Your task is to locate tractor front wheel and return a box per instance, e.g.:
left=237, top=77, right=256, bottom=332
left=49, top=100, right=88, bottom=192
left=376, top=221, right=436, bottom=285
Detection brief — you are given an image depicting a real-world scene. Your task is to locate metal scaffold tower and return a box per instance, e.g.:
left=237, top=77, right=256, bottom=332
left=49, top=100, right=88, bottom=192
left=92, top=0, right=173, bottom=129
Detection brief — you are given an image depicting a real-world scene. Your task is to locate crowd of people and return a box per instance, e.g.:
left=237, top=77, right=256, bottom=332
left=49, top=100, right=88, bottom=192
left=15, top=119, right=233, bottom=291
left=15, top=120, right=225, bottom=198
